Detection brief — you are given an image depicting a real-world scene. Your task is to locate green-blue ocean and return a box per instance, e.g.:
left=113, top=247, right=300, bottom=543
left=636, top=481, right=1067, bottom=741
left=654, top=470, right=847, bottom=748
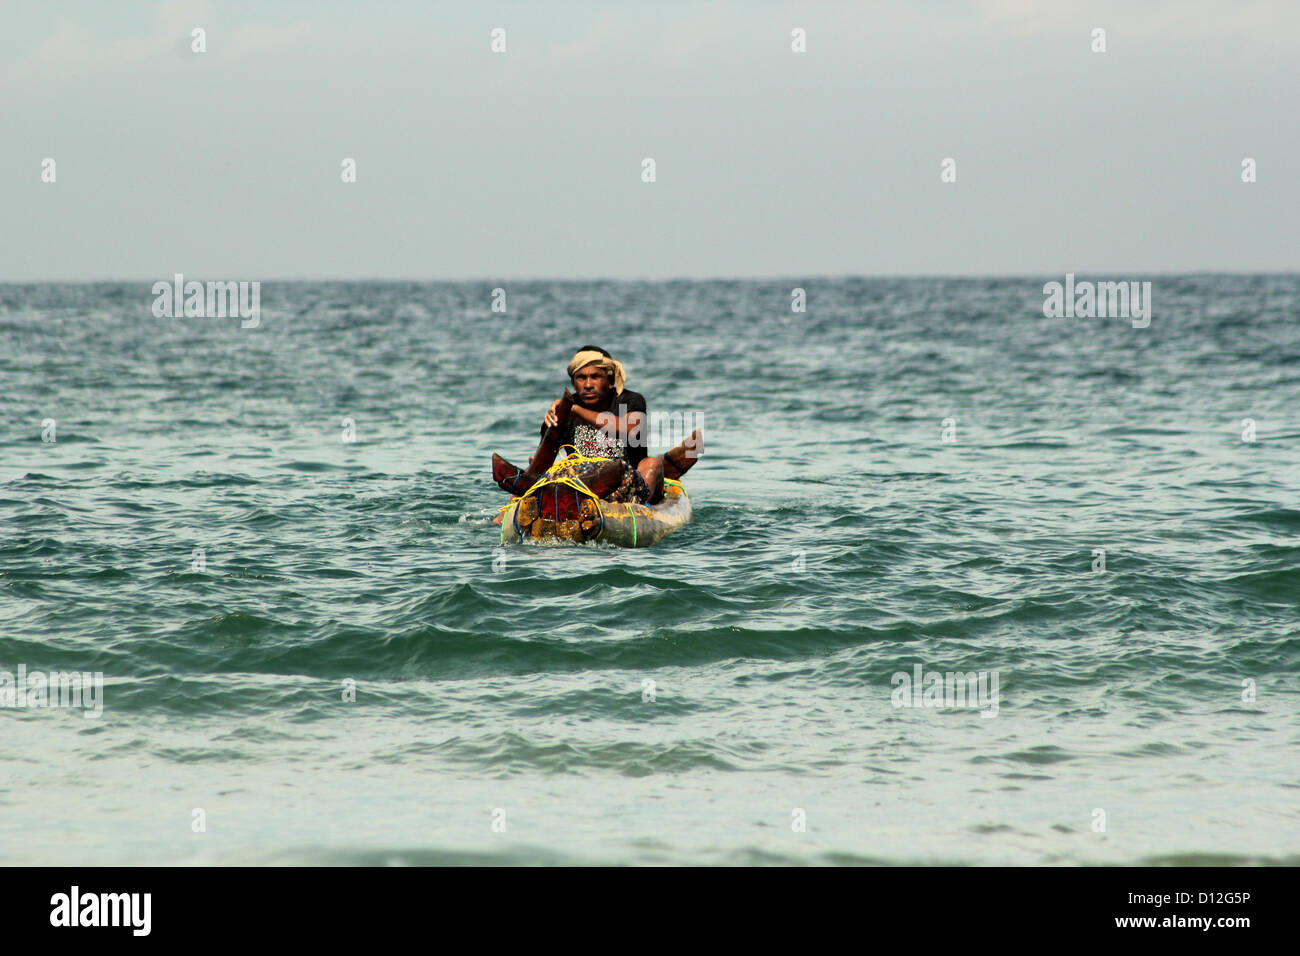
left=2, top=276, right=1297, bottom=865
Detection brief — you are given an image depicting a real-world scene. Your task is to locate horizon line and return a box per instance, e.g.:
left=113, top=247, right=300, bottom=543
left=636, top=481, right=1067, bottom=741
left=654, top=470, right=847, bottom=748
left=3, top=269, right=1299, bottom=285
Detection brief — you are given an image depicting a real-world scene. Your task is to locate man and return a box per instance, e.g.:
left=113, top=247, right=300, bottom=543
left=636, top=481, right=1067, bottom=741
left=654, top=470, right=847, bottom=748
left=492, top=346, right=701, bottom=504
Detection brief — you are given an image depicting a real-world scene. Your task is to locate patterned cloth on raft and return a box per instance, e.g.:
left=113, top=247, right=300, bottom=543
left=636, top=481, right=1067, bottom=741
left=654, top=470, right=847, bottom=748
left=549, top=458, right=650, bottom=505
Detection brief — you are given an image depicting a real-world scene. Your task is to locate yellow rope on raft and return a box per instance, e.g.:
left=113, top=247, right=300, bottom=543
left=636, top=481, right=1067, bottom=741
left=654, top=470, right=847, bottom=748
left=495, top=448, right=609, bottom=512
left=500, top=448, right=610, bottom=542
left=519, top=449, right=614, bottom=499
left=498, top=451, right=685, bottom=544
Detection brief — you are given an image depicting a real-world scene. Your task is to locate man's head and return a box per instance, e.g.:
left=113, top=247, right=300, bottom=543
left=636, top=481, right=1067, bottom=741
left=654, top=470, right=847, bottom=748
left=566, top=347, right=625, bottom=408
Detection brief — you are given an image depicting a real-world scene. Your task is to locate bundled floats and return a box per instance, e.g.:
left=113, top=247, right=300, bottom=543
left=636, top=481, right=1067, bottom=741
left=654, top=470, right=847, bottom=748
left=495, top=452, right=692, bottom=548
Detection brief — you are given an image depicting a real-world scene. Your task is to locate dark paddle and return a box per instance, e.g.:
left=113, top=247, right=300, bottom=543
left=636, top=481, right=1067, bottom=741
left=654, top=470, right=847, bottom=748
left=527, top=389, right=574, bottom=475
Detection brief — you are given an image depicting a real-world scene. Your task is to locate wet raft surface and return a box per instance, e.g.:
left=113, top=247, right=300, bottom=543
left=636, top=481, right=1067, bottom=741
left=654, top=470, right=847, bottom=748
left=501, top=481, right=692, bottom=547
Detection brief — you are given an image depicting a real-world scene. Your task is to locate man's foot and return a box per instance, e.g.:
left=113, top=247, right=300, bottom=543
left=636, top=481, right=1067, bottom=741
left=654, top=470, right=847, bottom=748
left=662, top=428, right=703, bottom=480
left=493, top=453, right=539, bottom=495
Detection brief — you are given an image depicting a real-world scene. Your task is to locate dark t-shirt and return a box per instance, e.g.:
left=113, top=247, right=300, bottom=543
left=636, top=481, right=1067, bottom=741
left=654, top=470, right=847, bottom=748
left=541, top=389, right=648, bottom=466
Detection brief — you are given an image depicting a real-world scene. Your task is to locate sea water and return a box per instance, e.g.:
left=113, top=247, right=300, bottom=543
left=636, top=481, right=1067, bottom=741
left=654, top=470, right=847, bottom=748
left=1, top=276, right=1297, bottom=864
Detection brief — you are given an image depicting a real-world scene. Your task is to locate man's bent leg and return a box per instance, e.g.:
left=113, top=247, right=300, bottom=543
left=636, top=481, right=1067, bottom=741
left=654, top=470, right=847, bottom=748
left=637, top=457, right=664, bottom=504
left=662, top=428, right=703, bottom=480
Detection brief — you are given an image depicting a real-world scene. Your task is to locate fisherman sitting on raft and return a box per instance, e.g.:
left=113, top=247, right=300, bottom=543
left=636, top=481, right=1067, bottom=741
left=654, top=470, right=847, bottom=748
left=492, top=346, right=702, bottom=504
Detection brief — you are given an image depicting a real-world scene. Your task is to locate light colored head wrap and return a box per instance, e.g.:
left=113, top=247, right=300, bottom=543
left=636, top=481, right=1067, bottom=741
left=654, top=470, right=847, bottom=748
left=567, top=349, right=626, bottom=394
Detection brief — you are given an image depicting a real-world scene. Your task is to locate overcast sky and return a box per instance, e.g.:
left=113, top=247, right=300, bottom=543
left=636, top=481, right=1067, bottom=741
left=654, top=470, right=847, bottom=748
left=2, top=0, right=1297, bottom=280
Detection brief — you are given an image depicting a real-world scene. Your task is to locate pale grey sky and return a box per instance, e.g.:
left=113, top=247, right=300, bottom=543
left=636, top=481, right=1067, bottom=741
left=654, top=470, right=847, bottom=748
left=2, top=0, right=1297, bottom=280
